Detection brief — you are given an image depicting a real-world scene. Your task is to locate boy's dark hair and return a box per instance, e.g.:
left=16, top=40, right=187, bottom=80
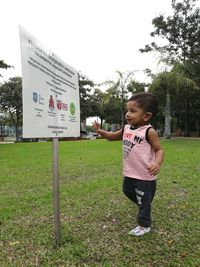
left=128, top=92, right=158, bottom=117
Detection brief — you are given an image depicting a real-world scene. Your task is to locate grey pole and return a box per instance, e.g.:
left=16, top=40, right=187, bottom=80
left=52, top=137, right=61, bottom=247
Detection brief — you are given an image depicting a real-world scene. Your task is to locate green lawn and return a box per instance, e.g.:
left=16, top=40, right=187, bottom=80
left=0, top=138, right=200, bottom=267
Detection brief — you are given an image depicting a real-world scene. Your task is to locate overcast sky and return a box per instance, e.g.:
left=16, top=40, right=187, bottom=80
left=1, top=0, right=174, bottom=85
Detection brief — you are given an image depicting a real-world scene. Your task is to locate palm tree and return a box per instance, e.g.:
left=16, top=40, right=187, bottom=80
left=149, top=71, right=175, bottom=138
left=150, top=62, right=199, bottom=137
left=164, top=92, right=171, bottom=138
left=101, top=71, right=136, bottom=127
left=172, top=62, right=199, bottom=136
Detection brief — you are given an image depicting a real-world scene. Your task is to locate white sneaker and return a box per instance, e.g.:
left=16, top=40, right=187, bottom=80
left=128, top=225, right=150, bottom=236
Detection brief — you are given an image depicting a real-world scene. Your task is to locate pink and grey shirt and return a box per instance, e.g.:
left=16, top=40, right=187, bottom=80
left=122, top=124, right=156, bottom=181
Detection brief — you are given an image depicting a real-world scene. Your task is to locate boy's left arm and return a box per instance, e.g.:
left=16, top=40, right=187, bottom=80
left=147, top=128, right=164, bottom=176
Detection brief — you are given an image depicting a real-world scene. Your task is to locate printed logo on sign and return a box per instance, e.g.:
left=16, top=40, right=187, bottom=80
left=70, top=102, right=75, bottom=115
left=57, top=99, right=68, bottom=111
left=57, top=100, right=62, bottom=110
left=33, top=92, right=38, bottom=103
left=32, top=91, right=44, bottom=118
left=33, top=92, right=44, bottom=105
left=49, top=95, right=55, bottom=111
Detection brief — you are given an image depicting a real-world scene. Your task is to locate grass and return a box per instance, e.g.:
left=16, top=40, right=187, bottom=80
left=0, top=138, right=200, bottom=267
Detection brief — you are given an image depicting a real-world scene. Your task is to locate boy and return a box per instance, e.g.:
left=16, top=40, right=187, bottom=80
left=93, top=92, right=164, bottom=236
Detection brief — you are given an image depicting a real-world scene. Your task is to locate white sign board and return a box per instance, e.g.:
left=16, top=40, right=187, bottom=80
left=19, top=26, right=80, bottom=138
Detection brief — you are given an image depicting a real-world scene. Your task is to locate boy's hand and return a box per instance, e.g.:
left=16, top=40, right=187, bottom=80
left=147, top=163, right=160, bottom=176
left=92, top=120, right=100, bottom=132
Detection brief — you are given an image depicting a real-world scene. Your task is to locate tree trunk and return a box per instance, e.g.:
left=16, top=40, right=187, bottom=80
left=15, top=123, right=19, bottom=141
left=184, top=97, right=190, bottom=137
left=195, top=119, right=200, bottom=137
left=164, top=93, right=171, bottom=139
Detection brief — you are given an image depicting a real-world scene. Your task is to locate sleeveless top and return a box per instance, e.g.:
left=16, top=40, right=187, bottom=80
left=122, top=124, right=156, bottom=181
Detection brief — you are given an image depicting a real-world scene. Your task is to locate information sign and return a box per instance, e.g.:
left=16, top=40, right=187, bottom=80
left=19, top=26, right=80, bottom=138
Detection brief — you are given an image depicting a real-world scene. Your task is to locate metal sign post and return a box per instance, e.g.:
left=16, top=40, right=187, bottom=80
left=52, top=137, right=61, bottom=247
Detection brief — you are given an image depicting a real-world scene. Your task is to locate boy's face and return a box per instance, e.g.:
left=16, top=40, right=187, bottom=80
left=125, top=100, right=152, bottom=127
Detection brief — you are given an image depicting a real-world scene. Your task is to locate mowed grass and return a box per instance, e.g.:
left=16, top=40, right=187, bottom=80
left=0, top=138, right=200, bottom=267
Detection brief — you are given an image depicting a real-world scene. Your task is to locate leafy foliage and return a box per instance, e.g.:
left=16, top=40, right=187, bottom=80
left=0, top=60, right=12, bottom=77
left=78, top=73, right=94, bottom=121
left=101, top=71, right=138, bottom=126
left=0, top=60, right=11, bottom=69
left=149, top=64, right=200, bottom=135
left=0, top=77, right=22, bottom=140
left=127, top=80, right=146, bottom=93
left=104, top=95, right=122, bottom=124
left=140, top=0, right=200, bottom=136
left=140, top=0, right=200, bottom=65
left=90, top=89, right=107, bottom=127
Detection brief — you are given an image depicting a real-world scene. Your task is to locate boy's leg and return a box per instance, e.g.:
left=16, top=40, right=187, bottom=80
left=122, top=176, right=137, bottom=204
left=135, top=180, right=156, bottom=228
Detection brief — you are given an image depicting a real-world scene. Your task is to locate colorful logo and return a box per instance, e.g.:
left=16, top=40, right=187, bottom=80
left=49, top=95, right=55, bottom=111
left=57, top=99, right=68, bottom=111
left=70, top=102, right=75, bottom=115
left=33, top=92, right=38, bottom=103
left=57, top=100, right=62, bottom=110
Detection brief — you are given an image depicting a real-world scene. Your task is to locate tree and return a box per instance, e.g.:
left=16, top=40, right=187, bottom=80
left=149, top=64, right=199, bottom=136
left=0, top=111, right=9, bottom=136
left=0, top=77, right=22, bottom=140
left=164, top=92, right=171, bottom=138
left=127, top=80, right=146, bottom=94
left=90, top=88, right=107, bottom=128
left=149, top=71, right=175, bottom=136
left=102, top=71, right=136, bottom=126
left=0, top=60, right=12, bottom=77
left=104, top=95, right=122, bottom=125
left=140, top=0, right=200, bottom=136
left=140, top=0, right=200, bottom=65
left=171, top=62, right=199, bottom=135
left=78, top=73, right=94, bottom=122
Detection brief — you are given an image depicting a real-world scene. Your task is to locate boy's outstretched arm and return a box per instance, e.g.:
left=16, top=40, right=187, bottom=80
left=92, top=120, right=122, bottom=141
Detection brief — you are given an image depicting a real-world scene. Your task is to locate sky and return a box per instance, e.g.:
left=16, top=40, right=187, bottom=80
left=0, top=0, right=173, bottom=85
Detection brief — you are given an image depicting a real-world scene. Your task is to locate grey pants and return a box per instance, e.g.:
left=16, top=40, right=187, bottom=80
left=123, top=176, right=156, bottom=228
